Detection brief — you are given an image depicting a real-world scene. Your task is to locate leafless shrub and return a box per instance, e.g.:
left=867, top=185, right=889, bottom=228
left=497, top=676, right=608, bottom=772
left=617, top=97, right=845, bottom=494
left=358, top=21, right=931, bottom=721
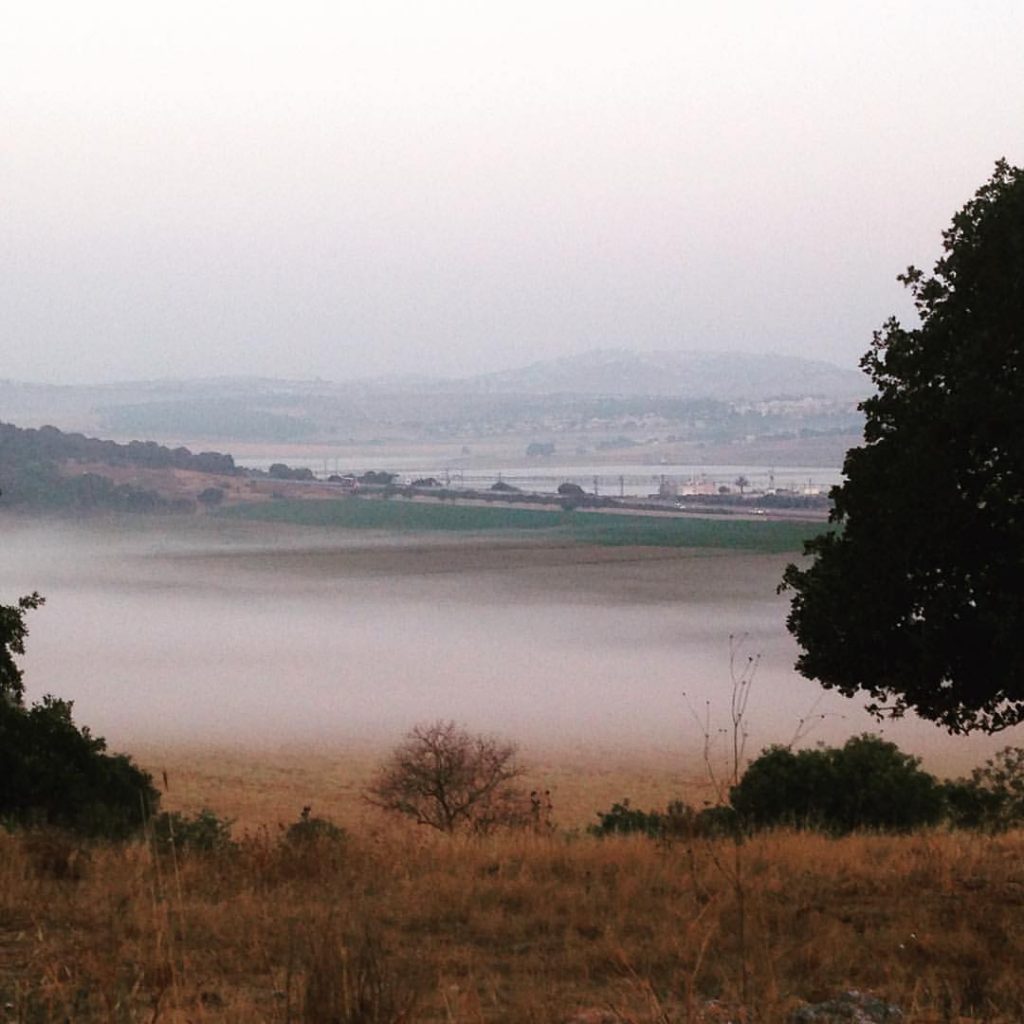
left=366, top=720, right=526, bottom=833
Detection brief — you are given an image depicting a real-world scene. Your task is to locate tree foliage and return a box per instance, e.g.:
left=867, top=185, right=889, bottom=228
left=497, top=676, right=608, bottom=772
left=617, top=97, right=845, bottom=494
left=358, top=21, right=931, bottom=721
left=0, top=591, right=43, bottom=704
left=0, top=421, right=234, bottom=511
left=0, top=693, right=159, bottom=837
left=367, top=720, right=525, bottom=833
left=783, top=160, right=1024, bottom=733
left=0, top=593, right=158, bottom=837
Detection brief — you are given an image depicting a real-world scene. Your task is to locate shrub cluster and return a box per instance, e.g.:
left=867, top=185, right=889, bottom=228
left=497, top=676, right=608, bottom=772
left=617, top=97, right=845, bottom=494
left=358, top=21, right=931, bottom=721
left=284, top=805, right=347, bottom=845
left=942, top=747, right=1024, bottom=832
left=588, top=799, right=738, bottom=839
left=0, top=421, right=236, bottom=511
left=593, top=734, right=1024, bottom=839
left=267, top=462, right=316, bottom=481
left=730, top=734, right=946, bottom=834
left=1, top=592, right=158, bottom=839
left=0, top=421, right=236, bottom=474
left=150, top=808, right=235, bottom=854
left=1, top=695, right=159, bottom=839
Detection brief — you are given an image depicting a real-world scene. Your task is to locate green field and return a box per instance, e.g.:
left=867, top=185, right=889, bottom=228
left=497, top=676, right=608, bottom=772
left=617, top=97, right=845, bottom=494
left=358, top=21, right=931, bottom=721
left=220, top=497, right=827, bottom=552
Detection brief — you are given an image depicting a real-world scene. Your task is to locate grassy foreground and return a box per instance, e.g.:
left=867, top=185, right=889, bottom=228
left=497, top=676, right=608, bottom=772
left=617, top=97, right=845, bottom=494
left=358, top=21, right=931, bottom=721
left=220, top=498, right=825, bottom=553
left=2, top=816, right=1022, bottom=1022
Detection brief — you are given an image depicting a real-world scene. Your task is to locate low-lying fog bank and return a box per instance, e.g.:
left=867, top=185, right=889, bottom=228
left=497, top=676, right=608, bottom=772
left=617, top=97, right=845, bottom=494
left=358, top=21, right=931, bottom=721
left=1, top=514, right=1016, bottom=778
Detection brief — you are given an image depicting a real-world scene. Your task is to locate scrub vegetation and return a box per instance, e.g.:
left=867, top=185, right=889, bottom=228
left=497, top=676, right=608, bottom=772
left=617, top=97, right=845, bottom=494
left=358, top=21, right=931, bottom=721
left=2, top=775, right=1024, bottom=1023
left=0, top=421, right=236, bottom=512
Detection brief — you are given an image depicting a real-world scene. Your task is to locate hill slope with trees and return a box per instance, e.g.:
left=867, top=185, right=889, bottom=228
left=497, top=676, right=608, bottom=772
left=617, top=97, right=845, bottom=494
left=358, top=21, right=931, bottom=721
left=0, top=421, right=237, bottom=512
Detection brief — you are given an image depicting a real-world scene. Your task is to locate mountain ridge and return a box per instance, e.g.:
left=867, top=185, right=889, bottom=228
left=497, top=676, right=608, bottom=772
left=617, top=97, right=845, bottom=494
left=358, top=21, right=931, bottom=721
left=446, top=348, right=866, bottom=399
left=2, top=348, right=868, bottom=402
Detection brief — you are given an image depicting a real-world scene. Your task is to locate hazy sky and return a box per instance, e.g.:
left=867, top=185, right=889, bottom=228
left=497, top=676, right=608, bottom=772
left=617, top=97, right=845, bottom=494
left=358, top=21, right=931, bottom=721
left=3, top=1, right=1022, bottom=384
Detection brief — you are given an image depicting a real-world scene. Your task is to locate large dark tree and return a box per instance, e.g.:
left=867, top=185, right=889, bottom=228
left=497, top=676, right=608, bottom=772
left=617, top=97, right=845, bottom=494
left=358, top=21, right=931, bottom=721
left=783, top=160, right=1024, bottom=734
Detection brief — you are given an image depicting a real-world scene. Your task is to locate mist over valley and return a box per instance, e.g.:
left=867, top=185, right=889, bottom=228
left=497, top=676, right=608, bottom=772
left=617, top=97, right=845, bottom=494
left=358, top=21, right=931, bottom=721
left=1, top=514, right=1011, bottom=779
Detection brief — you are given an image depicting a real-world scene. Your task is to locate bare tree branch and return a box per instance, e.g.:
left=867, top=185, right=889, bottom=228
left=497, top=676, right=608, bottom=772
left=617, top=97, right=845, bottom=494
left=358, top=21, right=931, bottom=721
left=366, top=721, right=526, bottom=833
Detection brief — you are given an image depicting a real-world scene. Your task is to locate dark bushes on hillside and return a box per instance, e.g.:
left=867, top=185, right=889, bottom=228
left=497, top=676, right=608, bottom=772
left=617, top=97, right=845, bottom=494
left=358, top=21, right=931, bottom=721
left=0, top=421, right=236, bottom=475
left=0, top=420, right=233, bottom=511
left=0, top=695, right=159, bottom=839
left=268, top=463, right=316, bottom=481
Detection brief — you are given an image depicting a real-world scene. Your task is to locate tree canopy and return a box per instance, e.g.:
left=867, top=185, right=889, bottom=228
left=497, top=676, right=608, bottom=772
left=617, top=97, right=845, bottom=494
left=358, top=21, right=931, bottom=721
left=783, top=160, right=1024, bottom=733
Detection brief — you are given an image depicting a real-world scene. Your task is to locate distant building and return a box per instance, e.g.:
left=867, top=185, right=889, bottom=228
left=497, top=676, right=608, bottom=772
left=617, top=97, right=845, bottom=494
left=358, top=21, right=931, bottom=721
left=679, top=476, right=718, bottom=496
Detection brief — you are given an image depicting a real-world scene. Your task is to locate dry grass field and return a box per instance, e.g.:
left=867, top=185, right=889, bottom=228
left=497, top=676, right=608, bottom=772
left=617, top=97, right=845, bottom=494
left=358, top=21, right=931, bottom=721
left=131, top=743, right=713, bottom=835
left=2, top=747, right=1023, bottom=1024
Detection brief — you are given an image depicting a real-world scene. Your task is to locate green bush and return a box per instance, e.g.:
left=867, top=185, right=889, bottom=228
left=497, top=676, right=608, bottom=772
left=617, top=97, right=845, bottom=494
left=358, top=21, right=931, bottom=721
left=943, top=747, right=1024, bottom=832
left=1, top=592, right=158, bottom=840
left=594, top=740, right=1024, bottom=841
left=730, top=734, right=945, bottom=834
left=589, top=800, right=667, bottom=838
left=150, top=809, right=234, bottom=855
left=589, top=799, right=734, bottom=839
left=285, top=806, right=347, bottom=845
left=0, top=695, right=158, bottom=839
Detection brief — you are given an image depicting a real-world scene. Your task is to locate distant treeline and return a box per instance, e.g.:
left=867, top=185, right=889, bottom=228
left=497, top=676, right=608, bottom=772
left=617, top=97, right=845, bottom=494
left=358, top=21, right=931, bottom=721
left=100, top=399, right=318, bottom=443
left=0, top=421, right=236, bottom=512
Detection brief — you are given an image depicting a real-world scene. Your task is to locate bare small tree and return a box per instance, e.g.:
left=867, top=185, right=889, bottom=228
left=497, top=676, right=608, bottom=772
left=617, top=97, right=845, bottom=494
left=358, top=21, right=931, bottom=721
left=367, top=720, right=526, bottom=833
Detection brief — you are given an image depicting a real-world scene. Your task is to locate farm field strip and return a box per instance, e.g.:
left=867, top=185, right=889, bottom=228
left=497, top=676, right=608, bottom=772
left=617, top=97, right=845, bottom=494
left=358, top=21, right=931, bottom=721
left=220, top=497, right=826, bottom=553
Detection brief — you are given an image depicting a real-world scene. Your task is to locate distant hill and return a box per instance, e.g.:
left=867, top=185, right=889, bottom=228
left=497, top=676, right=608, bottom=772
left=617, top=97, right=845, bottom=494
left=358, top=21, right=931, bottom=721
left=447, top=349, right=868, bottom=400
left=0, top=349, right=868, bottom=443
left=0, top=421, right=236, bottom=512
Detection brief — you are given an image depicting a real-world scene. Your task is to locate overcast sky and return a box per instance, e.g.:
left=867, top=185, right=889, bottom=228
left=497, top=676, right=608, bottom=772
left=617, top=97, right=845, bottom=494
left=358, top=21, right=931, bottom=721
left=2, top=1, right=1022, bottom=385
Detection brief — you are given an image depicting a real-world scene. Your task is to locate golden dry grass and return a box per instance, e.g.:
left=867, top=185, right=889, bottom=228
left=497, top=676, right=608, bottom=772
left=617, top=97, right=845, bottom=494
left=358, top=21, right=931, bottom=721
left=2, top=750, right=1023, bottom=1023
left=133, top=743, right=715, bottom=834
